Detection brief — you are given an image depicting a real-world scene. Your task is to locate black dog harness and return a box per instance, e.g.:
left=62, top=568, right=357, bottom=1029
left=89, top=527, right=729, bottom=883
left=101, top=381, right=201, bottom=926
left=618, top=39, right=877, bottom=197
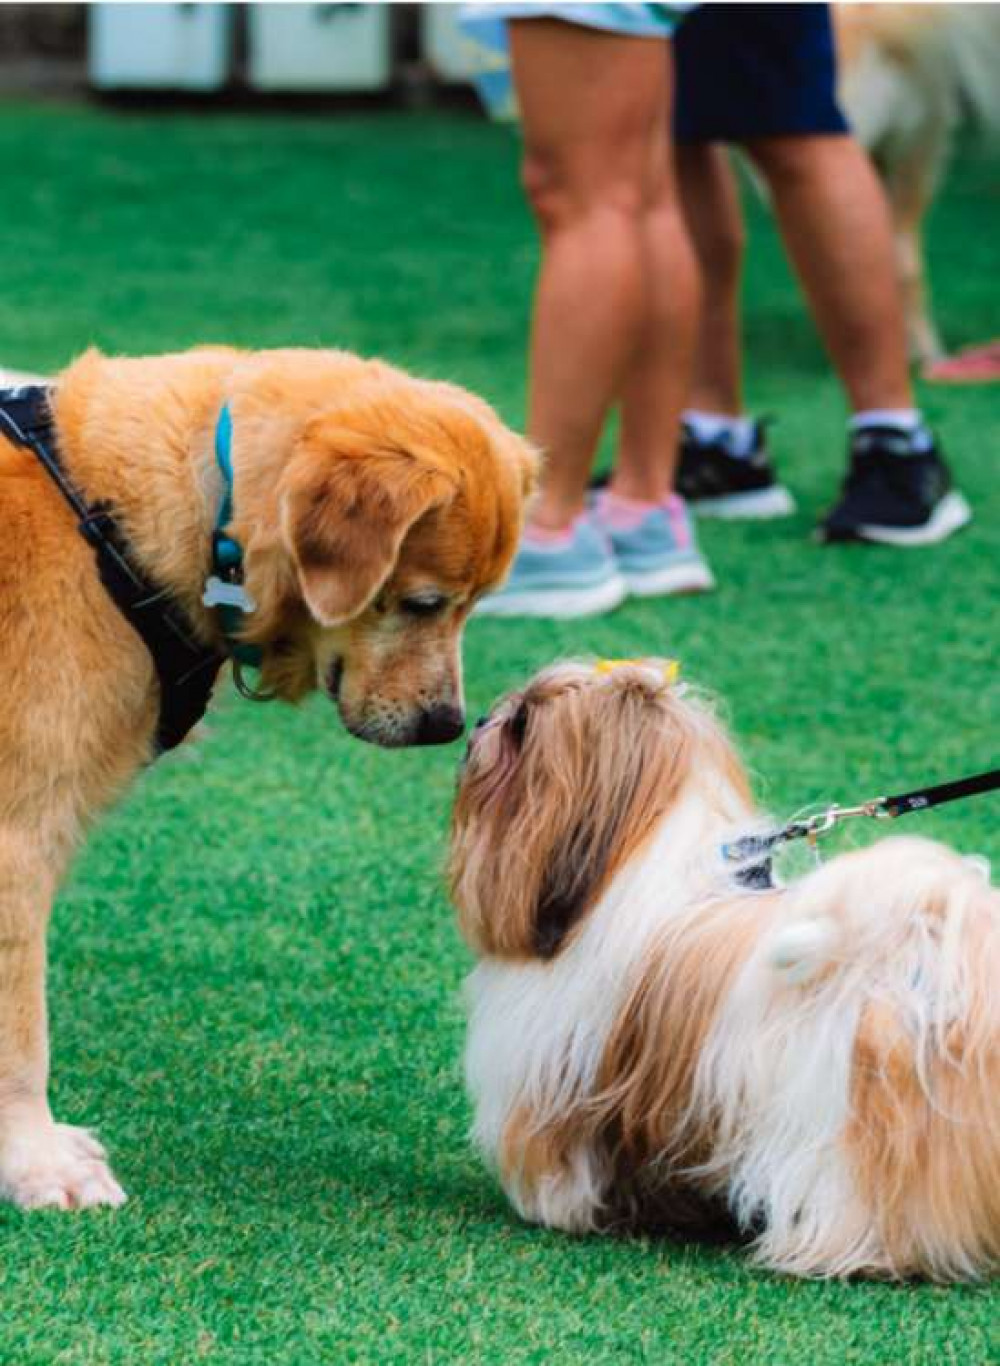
left=0, top=385, right=226, bottom=755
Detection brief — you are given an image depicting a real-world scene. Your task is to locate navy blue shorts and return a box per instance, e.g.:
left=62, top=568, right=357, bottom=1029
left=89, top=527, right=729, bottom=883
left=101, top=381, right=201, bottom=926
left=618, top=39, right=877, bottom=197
left=673, top=3, right=849, bottom=143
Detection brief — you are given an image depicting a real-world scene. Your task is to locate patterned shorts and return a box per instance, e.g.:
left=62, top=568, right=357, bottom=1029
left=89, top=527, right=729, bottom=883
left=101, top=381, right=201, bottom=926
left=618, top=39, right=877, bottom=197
left=460, top=4, right=695, bottom=119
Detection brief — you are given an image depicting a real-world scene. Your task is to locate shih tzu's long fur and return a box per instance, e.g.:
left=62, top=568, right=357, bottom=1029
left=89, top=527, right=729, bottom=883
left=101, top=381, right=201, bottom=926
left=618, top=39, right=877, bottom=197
left=449, top=660, right=1000, bottom=1280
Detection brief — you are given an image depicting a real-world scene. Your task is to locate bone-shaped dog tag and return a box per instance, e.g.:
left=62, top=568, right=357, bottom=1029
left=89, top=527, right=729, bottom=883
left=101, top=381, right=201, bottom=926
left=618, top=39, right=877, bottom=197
left=202, top=575, right=256, bottom=612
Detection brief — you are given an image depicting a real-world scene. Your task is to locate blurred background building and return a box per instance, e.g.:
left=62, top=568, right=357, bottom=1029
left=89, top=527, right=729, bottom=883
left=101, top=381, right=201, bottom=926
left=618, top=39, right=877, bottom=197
left=0, top=4, right=479, bottom=100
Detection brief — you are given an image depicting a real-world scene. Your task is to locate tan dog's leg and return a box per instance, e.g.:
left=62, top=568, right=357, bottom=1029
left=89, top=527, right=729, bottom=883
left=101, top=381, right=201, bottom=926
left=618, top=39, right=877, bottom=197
left=893, top=208, right=944, bottom=366
left=877, top=129, right=948, bottom=366
left=0, top=825, right=125, bottom=1209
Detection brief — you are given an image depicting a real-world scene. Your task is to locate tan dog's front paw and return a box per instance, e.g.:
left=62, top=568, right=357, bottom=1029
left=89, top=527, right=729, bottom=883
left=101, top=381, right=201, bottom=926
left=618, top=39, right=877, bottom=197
left=0, top=1121, right=126, bottom=1210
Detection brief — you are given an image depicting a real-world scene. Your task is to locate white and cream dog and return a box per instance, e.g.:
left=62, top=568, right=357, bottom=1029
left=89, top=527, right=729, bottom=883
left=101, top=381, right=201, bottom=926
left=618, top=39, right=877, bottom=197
left=450, top=660, right=1000, bottom=1280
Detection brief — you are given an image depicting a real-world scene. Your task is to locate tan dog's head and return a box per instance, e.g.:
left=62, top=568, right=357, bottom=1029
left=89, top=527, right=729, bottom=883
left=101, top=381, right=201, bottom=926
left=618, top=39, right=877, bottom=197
left=238, top=364, right=537, bottom=747
left=450, top=660, right=751, bottom=956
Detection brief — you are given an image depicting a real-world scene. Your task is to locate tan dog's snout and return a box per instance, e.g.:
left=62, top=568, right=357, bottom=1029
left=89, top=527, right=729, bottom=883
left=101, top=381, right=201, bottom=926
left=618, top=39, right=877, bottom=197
left=413, top=702, right=466, bottom=746
left=336, top=695, right=466, bottom=749
left=325, top=642, right=467, bottom=749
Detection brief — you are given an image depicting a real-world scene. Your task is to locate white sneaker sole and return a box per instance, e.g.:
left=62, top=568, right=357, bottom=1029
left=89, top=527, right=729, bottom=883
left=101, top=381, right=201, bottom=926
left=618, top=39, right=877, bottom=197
left=0, top=366, right=47, bottom=386
left=854, top=491, right=972, bottom=547
left=474, top=573, right=627, bottom=619
left=622, top=560, right=716, bottom=598
left=691, top=485, right=796, bottom=520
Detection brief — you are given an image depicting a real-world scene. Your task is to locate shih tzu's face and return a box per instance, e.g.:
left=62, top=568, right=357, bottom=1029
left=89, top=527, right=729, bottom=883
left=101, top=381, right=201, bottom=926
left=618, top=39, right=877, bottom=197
left=450, top=659, right=749, bottom=961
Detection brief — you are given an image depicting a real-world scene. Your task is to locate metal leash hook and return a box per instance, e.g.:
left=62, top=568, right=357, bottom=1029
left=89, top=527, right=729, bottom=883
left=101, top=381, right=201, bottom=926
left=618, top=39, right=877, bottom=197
left=726, top=768, right=1000, bottom=892
left=787, top=797, right=890, bottom=843
left=778, top=797, right=892, bottom=868
left=831, top=797, right=893, bottom=823
left=231, top=656, right=279, bottom=703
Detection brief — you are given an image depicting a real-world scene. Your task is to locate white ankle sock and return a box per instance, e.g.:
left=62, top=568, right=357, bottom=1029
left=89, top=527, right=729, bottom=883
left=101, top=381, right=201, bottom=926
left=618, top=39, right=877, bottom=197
left=850, top=408, right=921, bottom=432
left=683, top=409, right=757, bottom=459
left=850, top=408, right=933, bottom=453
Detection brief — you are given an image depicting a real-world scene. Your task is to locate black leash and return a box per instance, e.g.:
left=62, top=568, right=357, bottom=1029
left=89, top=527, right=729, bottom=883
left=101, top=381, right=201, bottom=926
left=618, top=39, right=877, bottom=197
left=0, top=385, right=225, bottom=755
left=882, top=767, right=1000, bottom=817
left=725, top=765, right=1000, bottom=889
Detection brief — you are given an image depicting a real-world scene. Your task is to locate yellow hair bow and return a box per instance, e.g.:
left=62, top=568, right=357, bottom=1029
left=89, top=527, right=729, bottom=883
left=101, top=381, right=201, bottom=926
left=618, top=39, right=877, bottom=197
left=594, top=658, right=680, bottom=684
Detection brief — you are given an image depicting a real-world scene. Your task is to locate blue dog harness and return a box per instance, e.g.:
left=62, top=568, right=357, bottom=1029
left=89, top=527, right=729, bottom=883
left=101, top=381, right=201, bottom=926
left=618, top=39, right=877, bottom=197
left=0, top=385, right=264, bottom=755
left=202, top=403, right=262, bottom=670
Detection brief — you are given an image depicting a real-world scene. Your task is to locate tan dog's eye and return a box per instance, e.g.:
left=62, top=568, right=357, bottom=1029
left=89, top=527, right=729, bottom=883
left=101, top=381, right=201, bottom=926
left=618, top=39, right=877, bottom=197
left=400, top=593, right=448, bottom=619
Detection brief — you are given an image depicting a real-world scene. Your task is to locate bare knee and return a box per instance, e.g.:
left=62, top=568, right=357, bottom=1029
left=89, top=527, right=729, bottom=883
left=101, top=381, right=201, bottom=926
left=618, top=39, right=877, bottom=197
left=521, top=146, right=646, bottom=236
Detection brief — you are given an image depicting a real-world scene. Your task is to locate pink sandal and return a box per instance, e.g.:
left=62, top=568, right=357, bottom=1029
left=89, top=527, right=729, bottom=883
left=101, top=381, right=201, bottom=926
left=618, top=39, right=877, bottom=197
left=924, top=340, right=1000, bottom=383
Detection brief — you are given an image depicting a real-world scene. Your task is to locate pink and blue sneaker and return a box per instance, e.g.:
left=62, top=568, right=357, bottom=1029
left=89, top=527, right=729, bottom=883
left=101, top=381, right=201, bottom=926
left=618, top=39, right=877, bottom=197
left=592, top=489, right=715, bottom=596
left=474, top=515, right=626, bottom=619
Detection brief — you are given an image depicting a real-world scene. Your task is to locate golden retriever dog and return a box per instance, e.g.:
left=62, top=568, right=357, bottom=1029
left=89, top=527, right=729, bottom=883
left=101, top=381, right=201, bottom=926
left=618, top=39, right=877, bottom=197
left=451, top=660, right=1000, bottom=1280
left=834, top=3, right=1000, bottom=364
left=0, top=345, right=535, bottom=1210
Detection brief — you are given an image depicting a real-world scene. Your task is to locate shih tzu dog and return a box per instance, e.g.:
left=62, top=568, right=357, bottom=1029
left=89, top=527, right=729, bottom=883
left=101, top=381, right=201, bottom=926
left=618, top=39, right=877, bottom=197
left=449, top=659, right=1000, bottom=1281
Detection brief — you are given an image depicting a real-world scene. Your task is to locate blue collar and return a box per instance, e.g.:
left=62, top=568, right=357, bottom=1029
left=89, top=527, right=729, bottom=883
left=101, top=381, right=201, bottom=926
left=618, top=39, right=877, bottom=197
left=201, top=404, right=262, bottom=668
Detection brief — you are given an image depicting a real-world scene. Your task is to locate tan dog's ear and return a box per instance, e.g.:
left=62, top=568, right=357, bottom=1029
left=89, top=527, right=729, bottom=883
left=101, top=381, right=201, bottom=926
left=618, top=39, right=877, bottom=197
left=280, top=420, right=456, bottom=626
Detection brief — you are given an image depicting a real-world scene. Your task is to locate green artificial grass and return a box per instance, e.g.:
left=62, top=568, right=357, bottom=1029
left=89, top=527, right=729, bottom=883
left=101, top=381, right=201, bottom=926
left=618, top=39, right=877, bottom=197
left=0, top=100, right=997, bottom=1364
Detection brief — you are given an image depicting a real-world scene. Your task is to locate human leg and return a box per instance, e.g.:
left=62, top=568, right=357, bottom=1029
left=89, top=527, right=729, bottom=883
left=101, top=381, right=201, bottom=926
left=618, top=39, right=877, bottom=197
left=510, top=19, right=677, bottom=531
left=587, top=104, right=713, bottom=596
left=610, top=99, right=701, bottom=504
left=676, top=140, right=745, bottom=418
left=746, top=132, right=969, bottom=543
left=481, top=17, right=702, bottom=616
left=746, top=133, right=913, bottom=413
left=666, top=141, right=793, bottom=517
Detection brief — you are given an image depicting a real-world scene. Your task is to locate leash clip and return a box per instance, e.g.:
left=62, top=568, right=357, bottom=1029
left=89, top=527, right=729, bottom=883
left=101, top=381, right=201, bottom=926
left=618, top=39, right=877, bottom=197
left=728, top=766, right=1000, bottom=896
left=805, top=808, right=838, bottom=839
left=793, top=797, right=889, bottom=843
left=827, top=797, right=891, bottom=826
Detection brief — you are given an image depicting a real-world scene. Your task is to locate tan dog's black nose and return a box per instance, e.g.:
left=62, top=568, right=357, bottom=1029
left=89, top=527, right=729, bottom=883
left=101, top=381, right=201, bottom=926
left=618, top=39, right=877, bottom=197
left=415, top=704, right=465, bottom=746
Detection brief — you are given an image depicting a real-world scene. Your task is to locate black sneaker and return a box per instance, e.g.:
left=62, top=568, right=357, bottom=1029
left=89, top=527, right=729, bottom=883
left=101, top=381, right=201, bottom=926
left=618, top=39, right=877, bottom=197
left=818, top=427, right=971, bottom=546
left=677, top=418, right=795, bottom=519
